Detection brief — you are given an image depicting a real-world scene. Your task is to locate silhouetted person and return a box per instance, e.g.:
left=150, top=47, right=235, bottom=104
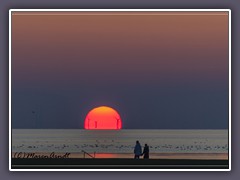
left=134, top=140, right=142, bottom=159
left=142, top=144, right=149, bottom=159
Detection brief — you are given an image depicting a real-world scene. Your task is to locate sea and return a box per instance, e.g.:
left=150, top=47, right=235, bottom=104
left=12, top=129, right=228, bottom=159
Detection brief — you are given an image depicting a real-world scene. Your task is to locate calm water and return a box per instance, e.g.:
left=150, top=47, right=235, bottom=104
left=12, top=129, right=228, bottom=155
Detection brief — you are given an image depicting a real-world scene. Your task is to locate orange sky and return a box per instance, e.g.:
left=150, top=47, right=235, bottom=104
left=12, top=11, right=229, bottom=84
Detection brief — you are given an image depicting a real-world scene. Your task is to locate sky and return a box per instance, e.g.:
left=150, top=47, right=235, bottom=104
left=11, top=11, right=229, bottom=129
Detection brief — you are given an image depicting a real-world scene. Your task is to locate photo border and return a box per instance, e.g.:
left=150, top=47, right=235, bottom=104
left=8, top=9, right=231, bottom=171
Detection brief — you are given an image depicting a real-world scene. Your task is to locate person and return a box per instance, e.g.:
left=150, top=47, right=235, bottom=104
left=142, top=144, right=149, bottom=159
left=134, top=140, right=142, bottom=159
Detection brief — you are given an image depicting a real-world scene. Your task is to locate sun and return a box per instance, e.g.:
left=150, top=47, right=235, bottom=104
left=84, top=106, right=122, bottom=130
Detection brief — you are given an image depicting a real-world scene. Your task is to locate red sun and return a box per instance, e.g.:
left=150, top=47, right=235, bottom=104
left=84, top=106, right=122, bottom=130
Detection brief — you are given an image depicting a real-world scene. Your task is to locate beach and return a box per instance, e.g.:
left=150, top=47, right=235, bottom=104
left=12, top=152, right=228, bottom=159
left=11, top=129, right=229, bottom=169
left=12, top=129, right=228, bottom=160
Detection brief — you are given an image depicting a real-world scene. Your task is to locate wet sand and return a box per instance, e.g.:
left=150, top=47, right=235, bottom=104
left=12, top=152, right=228, bottom=160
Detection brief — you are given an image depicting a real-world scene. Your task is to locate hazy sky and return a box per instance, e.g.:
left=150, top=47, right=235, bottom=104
left=11, top=11, right=229, bottom=129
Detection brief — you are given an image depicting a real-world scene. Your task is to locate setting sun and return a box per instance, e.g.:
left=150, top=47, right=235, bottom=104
left=84, top=106, right=122, bottom=130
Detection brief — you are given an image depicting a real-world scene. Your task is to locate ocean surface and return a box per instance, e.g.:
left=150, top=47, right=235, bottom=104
left=12, top=129, right=228, bottom=158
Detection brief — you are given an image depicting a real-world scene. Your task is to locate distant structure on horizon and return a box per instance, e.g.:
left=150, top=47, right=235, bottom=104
left=84, top=106, right=122, bottom=130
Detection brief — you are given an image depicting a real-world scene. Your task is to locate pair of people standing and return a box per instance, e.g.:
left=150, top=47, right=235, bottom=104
left=134, top=140, right=149, bottom=159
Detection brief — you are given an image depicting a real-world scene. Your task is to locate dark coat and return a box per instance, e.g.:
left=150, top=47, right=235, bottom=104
left=143, top=145, right=149, bottom=159
left=134, top=143, right=142, bottom=156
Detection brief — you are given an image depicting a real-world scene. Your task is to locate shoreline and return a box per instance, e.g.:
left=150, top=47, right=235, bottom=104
left=12, top=152, right=228, bottom=160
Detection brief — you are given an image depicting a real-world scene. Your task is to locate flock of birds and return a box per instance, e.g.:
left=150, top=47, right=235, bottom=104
left=12, top=139, right=228, bottom=153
